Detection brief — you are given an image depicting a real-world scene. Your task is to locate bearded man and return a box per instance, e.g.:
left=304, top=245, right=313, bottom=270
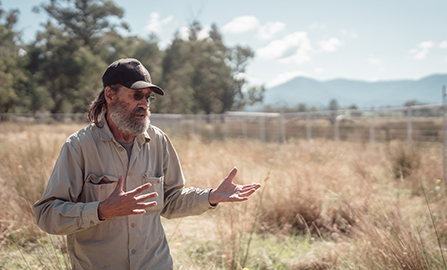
left=34, top=58, right=261, bottom=270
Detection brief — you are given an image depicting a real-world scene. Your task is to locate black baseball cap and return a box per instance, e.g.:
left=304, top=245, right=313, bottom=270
left=102, top=58, right=164, bottom=95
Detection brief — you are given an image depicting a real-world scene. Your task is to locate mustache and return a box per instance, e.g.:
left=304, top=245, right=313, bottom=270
left=131, top=108, right=149, bottom=117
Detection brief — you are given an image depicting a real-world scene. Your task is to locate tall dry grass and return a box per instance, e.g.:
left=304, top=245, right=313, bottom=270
left=0, top=122, right=446, bottom=269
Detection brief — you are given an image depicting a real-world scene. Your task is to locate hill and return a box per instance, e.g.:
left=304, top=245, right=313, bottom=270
left=260, top=74, right=447, bottom=109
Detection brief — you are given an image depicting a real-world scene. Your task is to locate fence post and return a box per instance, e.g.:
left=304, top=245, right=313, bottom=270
left=306, top=112, right=312, bottom=140
left=279, top=111, right=286, bottom=143
left=335, top=115, right=340, bottom=143
left=196, top=115, right=202, bottom=139
left=223, top=114, right=228, bottom=140
left=210, top=114, right=215, bottom=139
left=178, top=115, right=183, bottom=136
left=189, top=115, right=194, bottom=136
left=443, top=85, right=446, bottom=184
left=242, top=117, right=248, bottom=139
left=259, top=115, right=265, bottom=143
left=370, top=107, right=375, bottom=151
left=407, top=105, right=412, bottom=150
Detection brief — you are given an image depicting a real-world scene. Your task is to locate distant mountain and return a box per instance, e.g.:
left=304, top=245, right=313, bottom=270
left=259, top=74, right=447, bottom=109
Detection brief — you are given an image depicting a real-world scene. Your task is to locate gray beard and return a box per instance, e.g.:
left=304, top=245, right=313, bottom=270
left=108, top=99, right=150, bottom=137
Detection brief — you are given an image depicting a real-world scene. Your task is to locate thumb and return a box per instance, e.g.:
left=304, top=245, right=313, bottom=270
left=225, top=167, right=238, bottom=183
left=112, top=175, right=124, bottom=195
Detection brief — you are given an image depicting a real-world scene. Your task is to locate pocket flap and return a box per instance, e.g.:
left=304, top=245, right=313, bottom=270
left=86, top=174, right=119, bottom=184
left=142, top=173, right=164, bottom=183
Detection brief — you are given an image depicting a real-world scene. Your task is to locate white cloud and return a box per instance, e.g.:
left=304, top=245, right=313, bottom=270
left=257, top=21, right=286, bottom=40
left=420, top=41, right=435, bottom=48
left=267, top=71, right=310, bottom=88
left=198, top=25, right=212, bottom=40
left=440, top=41, right=447, bottom=48
left=233, top=72, right=247, bottom=81
left=256, top=32, right=313, bottom=64
left=368, top=55, right=382, bottom=65
left=222, top=16, right=260, bottom=34
left=319, top=37, right=342, bottom=52
left=175, top=24, right=214, bottom=41
left=177, top=26, right=190, bottom=40
left=314, top=68, right=324, bottom=73
left=409, top=41, right=434, bottom=59
left=158, top=40, right=172, bottom=50
left=223, top=16, right=286, bottom=41
left=145, top=12, right=173, bottom=33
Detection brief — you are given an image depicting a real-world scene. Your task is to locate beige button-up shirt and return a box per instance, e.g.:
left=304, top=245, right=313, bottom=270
left=34, top=118, right=214, bottom=269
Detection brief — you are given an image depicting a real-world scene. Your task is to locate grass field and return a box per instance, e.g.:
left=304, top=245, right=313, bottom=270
left=0, top=122, right=446, bottom=269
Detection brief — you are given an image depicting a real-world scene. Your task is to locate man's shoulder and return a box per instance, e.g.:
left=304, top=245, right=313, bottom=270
left=65, top=123, right=99, bottom=145
left=147, top=124, right=167, bottom=139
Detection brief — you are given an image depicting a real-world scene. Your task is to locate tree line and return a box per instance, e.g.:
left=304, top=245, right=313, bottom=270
left=0, top=0, right=264, bottom=114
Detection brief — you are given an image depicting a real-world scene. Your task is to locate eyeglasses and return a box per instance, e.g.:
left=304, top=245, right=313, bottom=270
left=119, top=88, right=156, bottom=103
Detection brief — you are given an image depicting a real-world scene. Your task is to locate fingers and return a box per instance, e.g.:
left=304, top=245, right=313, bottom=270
left=229, top=194, right=249, bottom=202
left=128, top=182, right=152, bottom=196
left=237, top=188, right=258, bottom=198
left=239, top=183, right=261, bottom=191
left=135, top=192, right=158, bottom=202
left=136, top=201, right=158, bottom=208
left=129, top=201, right=157, bottom=215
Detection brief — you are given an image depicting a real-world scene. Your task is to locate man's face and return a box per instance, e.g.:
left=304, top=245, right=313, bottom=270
left=108, top=86, right=153, bottom=137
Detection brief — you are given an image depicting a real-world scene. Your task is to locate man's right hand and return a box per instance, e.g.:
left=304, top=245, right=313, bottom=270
left=98, top=175, right=158, bottom=220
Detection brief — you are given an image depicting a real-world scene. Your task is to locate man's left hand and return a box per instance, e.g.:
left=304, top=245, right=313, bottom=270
left=208, top=167, right=261, bottom=205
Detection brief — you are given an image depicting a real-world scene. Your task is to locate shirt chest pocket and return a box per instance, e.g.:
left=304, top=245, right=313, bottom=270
left=142, top=174, right=164, bottom=213
left=82, top=174, right=118, bottom=202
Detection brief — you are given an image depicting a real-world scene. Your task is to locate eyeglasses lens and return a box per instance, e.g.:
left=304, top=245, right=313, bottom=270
left=133, top=91, right=156, bottom=103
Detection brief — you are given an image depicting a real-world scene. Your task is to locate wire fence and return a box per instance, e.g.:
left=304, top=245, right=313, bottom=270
left=150, top=104, right=446, bottom=147
left=0, top=104, right=445, bottom=147
left=1, top=101, right=447, bottom=180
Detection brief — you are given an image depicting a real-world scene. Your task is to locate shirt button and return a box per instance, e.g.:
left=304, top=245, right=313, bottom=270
left=131, top=249, right=136, bottom=254
left=158, top=236, right=163, bottom=241
left=131, top=223, right=136, bottom=228
left=90, top=221, right=94, bottom=225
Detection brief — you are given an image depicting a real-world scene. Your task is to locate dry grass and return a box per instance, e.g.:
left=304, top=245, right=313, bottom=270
left=0, top=122, right=446, bottom=269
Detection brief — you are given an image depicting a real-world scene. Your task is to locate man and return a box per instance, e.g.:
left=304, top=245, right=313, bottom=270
left=34, top=58, right=261, bottom=269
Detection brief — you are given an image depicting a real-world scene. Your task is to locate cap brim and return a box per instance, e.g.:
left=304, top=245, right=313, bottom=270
left=126, top=81, right=165, bottom=96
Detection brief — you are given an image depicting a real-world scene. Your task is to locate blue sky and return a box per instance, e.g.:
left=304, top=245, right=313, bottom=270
left=3, top=0, right=447, bottom=88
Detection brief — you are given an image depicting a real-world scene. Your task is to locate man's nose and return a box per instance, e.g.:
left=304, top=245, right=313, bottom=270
left=137, top=98, right=150, bottom=109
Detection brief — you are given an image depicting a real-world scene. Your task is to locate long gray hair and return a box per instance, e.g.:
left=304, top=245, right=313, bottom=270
left=88, top=85, right=119, bottom=127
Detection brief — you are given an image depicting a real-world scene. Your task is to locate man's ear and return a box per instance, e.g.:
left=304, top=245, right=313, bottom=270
left=104, top=86, right=114, bottom=103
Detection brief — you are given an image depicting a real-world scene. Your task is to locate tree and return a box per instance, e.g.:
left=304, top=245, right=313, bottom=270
left=223, top=44, right=265, bottom=112
left=35, top=0, right=129, bottom=49
left=328, top=98, right=338, bottom=111
left=27, top=20, right=106, bottom=113
left=159, top=21, right=263, bottom=114
left=328, top=98, right=338, bottom=124
left=0, top=2, right=33, bottom=113
left=160, top=21, right=231, bottom=115
left=159, top=36, right=196, bottom=114
left=348, top=104, right=362, bottom=117
left=26, top=0, right=131, bottom=113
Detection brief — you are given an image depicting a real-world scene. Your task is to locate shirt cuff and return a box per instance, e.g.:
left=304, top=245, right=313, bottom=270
left=82, top=201, right=103, bottom=228
left=204, top=188, right=218, bottom=209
